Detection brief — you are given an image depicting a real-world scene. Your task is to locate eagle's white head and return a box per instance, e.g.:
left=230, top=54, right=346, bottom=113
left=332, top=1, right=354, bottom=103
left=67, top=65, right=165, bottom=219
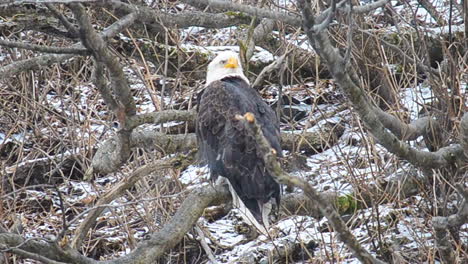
left=206, top=51, right=250, bottom=86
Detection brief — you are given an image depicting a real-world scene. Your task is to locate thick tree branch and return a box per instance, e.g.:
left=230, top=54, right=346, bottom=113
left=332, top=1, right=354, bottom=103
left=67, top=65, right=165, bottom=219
left=0, top=39, right=88, bottom=54
left=181, top=0, right=302, bottom=26
left=376, top=113, right=431, bottom=141
left=432, top=185, right=468, bottom=263
left=0, top=233, right=95, bottom=264
left=90, top=108, right=344, bottom=174
left=252, top=53, right=287, bottom=89
left=127, top=110, right=196, bottom=130
left=104, top=184, right=230, bottom=264
left=71, top=4, right=137, bottom=118
left=104, top=0, right=251, bottom=30
left=92, top=60, right=119, bottom=112
left=0, top=0, right=98, bottom=5
left=460, top=112, right=468, bottom=160
left=70, top=5, right=140, bottom=177
left=0, top=246, right=67, bottom=264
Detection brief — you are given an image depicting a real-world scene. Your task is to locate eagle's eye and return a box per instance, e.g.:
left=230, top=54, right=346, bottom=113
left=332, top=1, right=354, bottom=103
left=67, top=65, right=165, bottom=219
left=220, top=59, right=227, bottom=64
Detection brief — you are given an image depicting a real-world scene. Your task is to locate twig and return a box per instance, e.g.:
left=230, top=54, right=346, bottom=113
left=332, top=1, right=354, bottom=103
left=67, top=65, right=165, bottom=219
left=45, top=3, right=79, bottom=36
left=253, top=53, right=287, bottom=89
left=0, top=184, right=56, bottom=199
left=276, top=53, right=288, bottom=120
left=417, top=0, right=446, bottom=26
left=313, top=0, right=336, bottom=33
left=66, top=191, right=190, bottom=227
left=195, top=225, right=219, bottom=264
left=356, top=27, right=439, bottom=76
left=54, top=185, right=68, bottom=242
left=343, top=0, right=353, bottom=67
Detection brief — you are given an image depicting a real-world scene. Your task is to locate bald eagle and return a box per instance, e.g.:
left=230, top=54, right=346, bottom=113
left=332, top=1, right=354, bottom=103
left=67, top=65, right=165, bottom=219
left=196, top=51, right=281, bottom=230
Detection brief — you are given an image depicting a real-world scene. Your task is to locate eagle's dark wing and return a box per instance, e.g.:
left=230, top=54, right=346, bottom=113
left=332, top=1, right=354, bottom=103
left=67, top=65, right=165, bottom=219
left=196, top=77, right=281, bottom=221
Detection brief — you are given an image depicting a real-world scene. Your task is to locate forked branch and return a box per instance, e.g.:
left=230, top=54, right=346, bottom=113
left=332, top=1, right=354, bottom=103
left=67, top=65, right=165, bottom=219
left=237, top=112, right=386, bottom=264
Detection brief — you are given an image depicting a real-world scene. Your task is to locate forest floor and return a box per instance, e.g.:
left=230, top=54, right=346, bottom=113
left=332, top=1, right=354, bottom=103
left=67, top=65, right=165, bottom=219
left=1, top=0, right=467, bottom=263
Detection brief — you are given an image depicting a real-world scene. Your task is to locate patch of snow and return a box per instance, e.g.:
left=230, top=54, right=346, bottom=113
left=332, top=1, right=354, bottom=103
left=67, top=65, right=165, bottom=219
left=179, top=44, right=274, bottom=63
left=179, top=165, right=210, bottom=186
left=401, top=84, right=433, bottom=120
left=0, top=131, right=26, bottom=144
left=203, top=217, right=246, bottom=248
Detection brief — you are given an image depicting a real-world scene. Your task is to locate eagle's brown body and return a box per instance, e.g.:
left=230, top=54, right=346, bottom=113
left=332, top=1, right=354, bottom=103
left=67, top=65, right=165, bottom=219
left=196, top=76, right=281, bottom=222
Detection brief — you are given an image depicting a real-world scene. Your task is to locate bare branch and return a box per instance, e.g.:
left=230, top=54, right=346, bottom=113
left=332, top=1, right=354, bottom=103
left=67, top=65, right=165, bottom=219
left=417, top=0, right=446, bottom=26
left=237, top=112, right=386, bottom=264
left=91, top=60, right=119, bottom=112
left=180, top=0, right=302, bottom=26
left=0, top=53, right=74, bottom=81
left=127, top=110, right=196, bottom=130
left=70, top=4, right=137, bottom=118
left=104, top=0, right=251, bottom=29
left=313, top=0, right=336, bottom=32
left=460, top=112, right=468, bottom=160
left=71, top=157, right=177, bottom=248
left=252, top=53, right=287, bottom=89
left=103, top=184, right=230, bottom=264
left=357, top=28, right=439, bottom=76
left=431, top=185, right=468, bottom=263
left=376, top=113, right=431, bottom=141
left=343, top=0, right=353, bottom=66
left=0, top=39, right=88, bottom=54
left=45, top=3, right=79, bottom=36
left=1, top=0, right=98, bottom=5
left=195, top=225, right=219, bottom=264
left=0, top=233, right=95, bottom=264
left=181, top=0, right=389, bottom=28
left=348, top=0, right=390, bottom=14
left=90, top=110, right=344, bottom=174
left=0, top=246, right=67, bottom=264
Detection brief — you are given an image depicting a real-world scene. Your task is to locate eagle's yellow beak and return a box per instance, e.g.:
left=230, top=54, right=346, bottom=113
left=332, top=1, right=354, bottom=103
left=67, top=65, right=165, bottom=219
left=224, top=57, right=238, bottom=68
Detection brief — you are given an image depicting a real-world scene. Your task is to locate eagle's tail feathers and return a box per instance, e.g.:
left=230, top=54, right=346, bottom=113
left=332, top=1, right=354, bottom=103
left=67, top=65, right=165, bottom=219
left=227, top=182, right=269, bottom=236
